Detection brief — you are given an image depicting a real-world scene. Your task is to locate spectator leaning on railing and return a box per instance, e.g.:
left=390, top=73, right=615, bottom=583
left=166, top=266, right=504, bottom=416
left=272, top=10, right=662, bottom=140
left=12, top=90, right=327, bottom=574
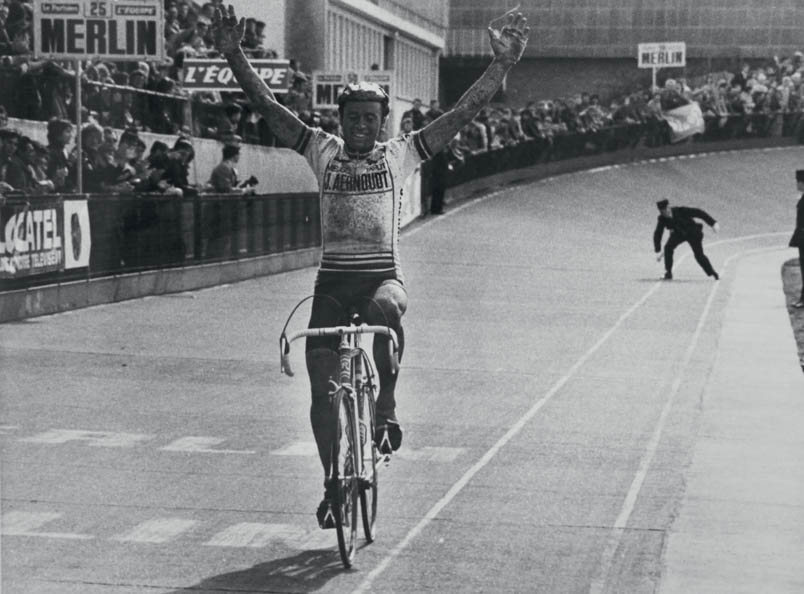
left=207, top=143, right=257, bottom=194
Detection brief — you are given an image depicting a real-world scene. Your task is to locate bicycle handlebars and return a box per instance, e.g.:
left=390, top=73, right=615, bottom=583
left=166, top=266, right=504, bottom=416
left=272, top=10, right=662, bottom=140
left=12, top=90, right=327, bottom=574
left=279, top=325, right=400, bottom=378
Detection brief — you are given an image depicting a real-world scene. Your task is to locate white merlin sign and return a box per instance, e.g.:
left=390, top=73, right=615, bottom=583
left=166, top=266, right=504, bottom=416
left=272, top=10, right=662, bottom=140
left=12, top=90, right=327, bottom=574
left=637, top=42, right=686, bottom=69
left=33, top=0, right=164, bottom=61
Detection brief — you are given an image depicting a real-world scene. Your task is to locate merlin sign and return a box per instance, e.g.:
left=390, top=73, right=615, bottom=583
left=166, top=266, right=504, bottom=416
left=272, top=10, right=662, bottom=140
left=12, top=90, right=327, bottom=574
left=637, top=42, right=686, bottom=69
left=33, top=0, right=164, bottom=61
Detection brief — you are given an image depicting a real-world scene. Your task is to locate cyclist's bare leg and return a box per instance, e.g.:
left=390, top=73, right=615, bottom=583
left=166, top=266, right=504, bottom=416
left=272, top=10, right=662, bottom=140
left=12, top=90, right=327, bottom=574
left=305, top=347, right=339, bottom=470
left=306, top=291, right=345, bottom=473
left=364, top=280, right=407, bottom=431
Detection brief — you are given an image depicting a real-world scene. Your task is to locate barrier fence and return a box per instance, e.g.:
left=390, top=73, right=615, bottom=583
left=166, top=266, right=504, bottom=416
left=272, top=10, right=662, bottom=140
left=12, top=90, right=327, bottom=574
left=421, top=112, right=804, bottom=195
left=0, top=192, right=320, bottom=291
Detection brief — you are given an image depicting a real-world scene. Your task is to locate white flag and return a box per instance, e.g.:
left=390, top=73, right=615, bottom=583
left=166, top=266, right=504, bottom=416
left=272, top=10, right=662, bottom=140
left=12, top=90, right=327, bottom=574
left=663, top=102, right=705, bottom=143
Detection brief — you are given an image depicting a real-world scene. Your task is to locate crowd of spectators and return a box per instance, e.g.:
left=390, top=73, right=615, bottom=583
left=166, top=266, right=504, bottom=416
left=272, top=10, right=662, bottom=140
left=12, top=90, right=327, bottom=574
left=0, top=109, right=259, bottom=196
left=2, top=0, right=804, bottom=196
left=437, top=51, right=804, bottom=171
left=0, top=0, right=310, bottom=137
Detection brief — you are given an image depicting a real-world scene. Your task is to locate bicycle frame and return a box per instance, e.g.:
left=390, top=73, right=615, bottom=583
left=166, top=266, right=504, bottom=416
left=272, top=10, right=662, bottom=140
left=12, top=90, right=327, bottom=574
left=279, top=319, right=398, bottom=566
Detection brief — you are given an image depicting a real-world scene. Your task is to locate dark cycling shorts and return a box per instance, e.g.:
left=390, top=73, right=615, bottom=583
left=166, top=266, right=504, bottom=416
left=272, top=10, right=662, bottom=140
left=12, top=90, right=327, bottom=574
left=305, top=271, right=405, bottom=353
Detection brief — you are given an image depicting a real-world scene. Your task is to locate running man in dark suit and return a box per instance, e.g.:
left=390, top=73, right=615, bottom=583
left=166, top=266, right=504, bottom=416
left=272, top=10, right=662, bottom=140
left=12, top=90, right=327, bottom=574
left=654, top=199, right=720, bottom=280
left=789, top=170, right=804, bottom=308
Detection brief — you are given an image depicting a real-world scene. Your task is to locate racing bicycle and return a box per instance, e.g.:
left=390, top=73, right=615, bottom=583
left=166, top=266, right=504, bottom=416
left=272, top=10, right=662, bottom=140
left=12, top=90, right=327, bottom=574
left=280, top=301, right=399, bottom=568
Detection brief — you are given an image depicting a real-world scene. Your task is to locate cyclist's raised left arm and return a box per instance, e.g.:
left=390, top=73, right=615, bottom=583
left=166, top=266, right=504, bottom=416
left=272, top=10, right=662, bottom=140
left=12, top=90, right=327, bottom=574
left=420, top=12, right=530, bottom=155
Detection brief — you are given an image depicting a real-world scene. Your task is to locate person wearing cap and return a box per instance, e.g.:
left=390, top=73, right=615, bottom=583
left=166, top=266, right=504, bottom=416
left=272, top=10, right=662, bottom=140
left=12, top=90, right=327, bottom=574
left=212, top=4, right=529, bottom=528
left=789, top=170, right=804, bottom=308
left=654, top=199, right=720, bottom=280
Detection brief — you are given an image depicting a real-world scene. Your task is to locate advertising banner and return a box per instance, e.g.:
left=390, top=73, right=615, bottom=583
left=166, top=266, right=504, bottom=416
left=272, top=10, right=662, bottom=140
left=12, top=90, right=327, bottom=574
left=33, top=0, right=164, bottom=61
left=638, top=42, right=686, bottom=69
left=312, top=70, right=394, bottom=111
left=63, top=199, right=91, bottom=269
left=183, top=59, right=291, bottom=93
left=0, top=199, right=65, bottom=278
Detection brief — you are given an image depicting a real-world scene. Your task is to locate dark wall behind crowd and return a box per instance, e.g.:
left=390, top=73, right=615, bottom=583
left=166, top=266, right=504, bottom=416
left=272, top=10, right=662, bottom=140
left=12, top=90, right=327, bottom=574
left=448, top=0, right=804, bottom=59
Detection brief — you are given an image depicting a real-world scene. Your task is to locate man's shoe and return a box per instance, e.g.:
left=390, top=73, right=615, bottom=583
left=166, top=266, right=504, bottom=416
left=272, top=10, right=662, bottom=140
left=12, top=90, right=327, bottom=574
left=712, top=271, right=719, bottom=280
left=316, top=481, right=337, bottom=529
left=374, top=421, right=403, bottom=455
left=663, top=271, right=673, bottom=280
left=317, top=498, right=336, bottom=529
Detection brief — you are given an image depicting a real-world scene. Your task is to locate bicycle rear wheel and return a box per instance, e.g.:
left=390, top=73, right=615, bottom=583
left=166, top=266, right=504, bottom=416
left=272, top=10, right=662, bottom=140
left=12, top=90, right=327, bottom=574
left=331, top=390, right=359, bottom=568
left=359, top=382, right=378, bottom=542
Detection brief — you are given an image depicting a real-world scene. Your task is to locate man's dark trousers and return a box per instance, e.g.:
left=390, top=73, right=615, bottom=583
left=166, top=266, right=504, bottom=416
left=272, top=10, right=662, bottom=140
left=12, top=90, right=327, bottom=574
left=664, top=232, right=716, bottom=277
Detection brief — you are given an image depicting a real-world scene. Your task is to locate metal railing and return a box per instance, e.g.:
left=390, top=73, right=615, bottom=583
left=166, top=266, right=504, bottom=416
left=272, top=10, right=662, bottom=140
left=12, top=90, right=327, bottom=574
left=421, top=111, right=804, bottom=195
left=1, top=192, right=320, bottom=291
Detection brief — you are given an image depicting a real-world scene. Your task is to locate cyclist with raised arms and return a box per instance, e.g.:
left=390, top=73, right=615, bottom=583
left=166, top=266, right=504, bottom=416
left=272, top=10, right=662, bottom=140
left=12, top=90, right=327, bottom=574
left=211, top=5, right=530, bottom=529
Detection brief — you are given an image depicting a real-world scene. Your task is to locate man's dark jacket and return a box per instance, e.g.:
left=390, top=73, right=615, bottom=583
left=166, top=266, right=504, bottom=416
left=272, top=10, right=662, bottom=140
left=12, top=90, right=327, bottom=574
left=654, top=206, right=716, bottom=252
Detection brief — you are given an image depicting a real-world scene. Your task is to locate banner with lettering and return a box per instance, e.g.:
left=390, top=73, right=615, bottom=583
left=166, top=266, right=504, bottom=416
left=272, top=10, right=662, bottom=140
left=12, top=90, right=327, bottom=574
left=33, top=0, right=164, bottom=61
left=312, top=71, right=394, bottom=111
left=63, top=199, right=91, bottom=269
left=183, top=59, right=291, bottom=93
left=1, top=199, right=64, bottom=278
left=0, top=198, right=92, bottom=278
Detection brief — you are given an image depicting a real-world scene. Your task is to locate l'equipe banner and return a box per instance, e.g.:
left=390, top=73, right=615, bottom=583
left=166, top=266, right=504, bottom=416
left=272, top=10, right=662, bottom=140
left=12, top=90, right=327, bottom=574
left=33, top=0, right=164, bottom=61
left=312, top=71, right=394, bottom=110
left=0, top=198, right=91, bottom=278
left=183, top=59, right=291, bottom=93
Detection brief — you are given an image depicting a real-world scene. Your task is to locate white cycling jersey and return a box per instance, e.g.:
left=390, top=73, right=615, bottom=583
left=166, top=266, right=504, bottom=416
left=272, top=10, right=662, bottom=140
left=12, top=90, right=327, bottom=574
left=295, top=127, right=432, bottom=281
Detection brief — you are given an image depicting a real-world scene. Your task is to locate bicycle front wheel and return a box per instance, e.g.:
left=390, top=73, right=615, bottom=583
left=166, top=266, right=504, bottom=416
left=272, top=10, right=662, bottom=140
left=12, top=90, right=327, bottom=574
left=359, top=383, right=378, bottom=542
left=331, top=389, right=359, bottom=568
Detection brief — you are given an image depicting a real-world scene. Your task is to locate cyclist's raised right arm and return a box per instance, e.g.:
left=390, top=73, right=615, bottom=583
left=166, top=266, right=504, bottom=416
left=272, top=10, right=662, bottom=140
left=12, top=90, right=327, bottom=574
left=212, top=6, right=309, bottom=149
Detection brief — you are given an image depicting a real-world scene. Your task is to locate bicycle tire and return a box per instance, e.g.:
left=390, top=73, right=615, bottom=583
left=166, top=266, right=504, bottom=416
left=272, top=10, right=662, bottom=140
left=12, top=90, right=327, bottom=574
left=331, top=389, right=359, bottom=568
left=359, top=381, right=379, bottom=542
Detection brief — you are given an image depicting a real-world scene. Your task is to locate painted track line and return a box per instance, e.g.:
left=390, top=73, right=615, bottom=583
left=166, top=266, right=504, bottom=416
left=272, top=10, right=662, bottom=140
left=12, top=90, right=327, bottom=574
left=588, top=244, right=786, bottom=594
left=352, top=232, right=789, bottom=594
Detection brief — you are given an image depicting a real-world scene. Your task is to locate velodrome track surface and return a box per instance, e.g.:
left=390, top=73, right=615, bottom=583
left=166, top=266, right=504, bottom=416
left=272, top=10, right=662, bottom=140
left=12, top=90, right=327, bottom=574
left=2, top=146, right=802, bottom=593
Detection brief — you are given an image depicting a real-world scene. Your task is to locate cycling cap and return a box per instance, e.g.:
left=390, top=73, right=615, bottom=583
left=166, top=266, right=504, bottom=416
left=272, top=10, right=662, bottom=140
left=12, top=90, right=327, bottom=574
left=337, top=82, right=390, bottom=117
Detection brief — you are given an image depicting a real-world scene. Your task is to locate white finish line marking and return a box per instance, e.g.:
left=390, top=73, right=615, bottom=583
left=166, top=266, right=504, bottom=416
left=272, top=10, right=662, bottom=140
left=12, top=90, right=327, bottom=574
left=352, top=234, right=789, bottom=594
left=160, top=436, right=255, bottom=455
left=203, top=523, right=333, bottom=549
left=272, top=441, right=319, bottom=456
left=19, top=429, right=153, bottom=447
left=272, top=441, right=464, bottom=463
left=111, top=518, right=198, bottom=543
left=1, top=512, right=93, bottom=540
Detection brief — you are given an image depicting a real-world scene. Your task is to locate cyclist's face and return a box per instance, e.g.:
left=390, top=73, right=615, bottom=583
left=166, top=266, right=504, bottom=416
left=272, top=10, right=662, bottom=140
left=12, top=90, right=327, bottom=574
left=341, top=102, right=383, bottom=153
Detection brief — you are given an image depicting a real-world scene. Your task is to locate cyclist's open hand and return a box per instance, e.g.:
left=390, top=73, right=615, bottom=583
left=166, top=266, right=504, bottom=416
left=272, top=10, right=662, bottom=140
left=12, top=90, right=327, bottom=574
left=487, top=11, right=530, bottom=66
left=212, top=4, right=245, bottom=55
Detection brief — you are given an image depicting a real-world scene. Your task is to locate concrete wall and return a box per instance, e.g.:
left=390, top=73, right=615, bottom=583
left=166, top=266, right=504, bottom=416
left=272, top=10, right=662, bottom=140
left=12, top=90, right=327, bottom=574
left=448, top=0, right=804, bottom=59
